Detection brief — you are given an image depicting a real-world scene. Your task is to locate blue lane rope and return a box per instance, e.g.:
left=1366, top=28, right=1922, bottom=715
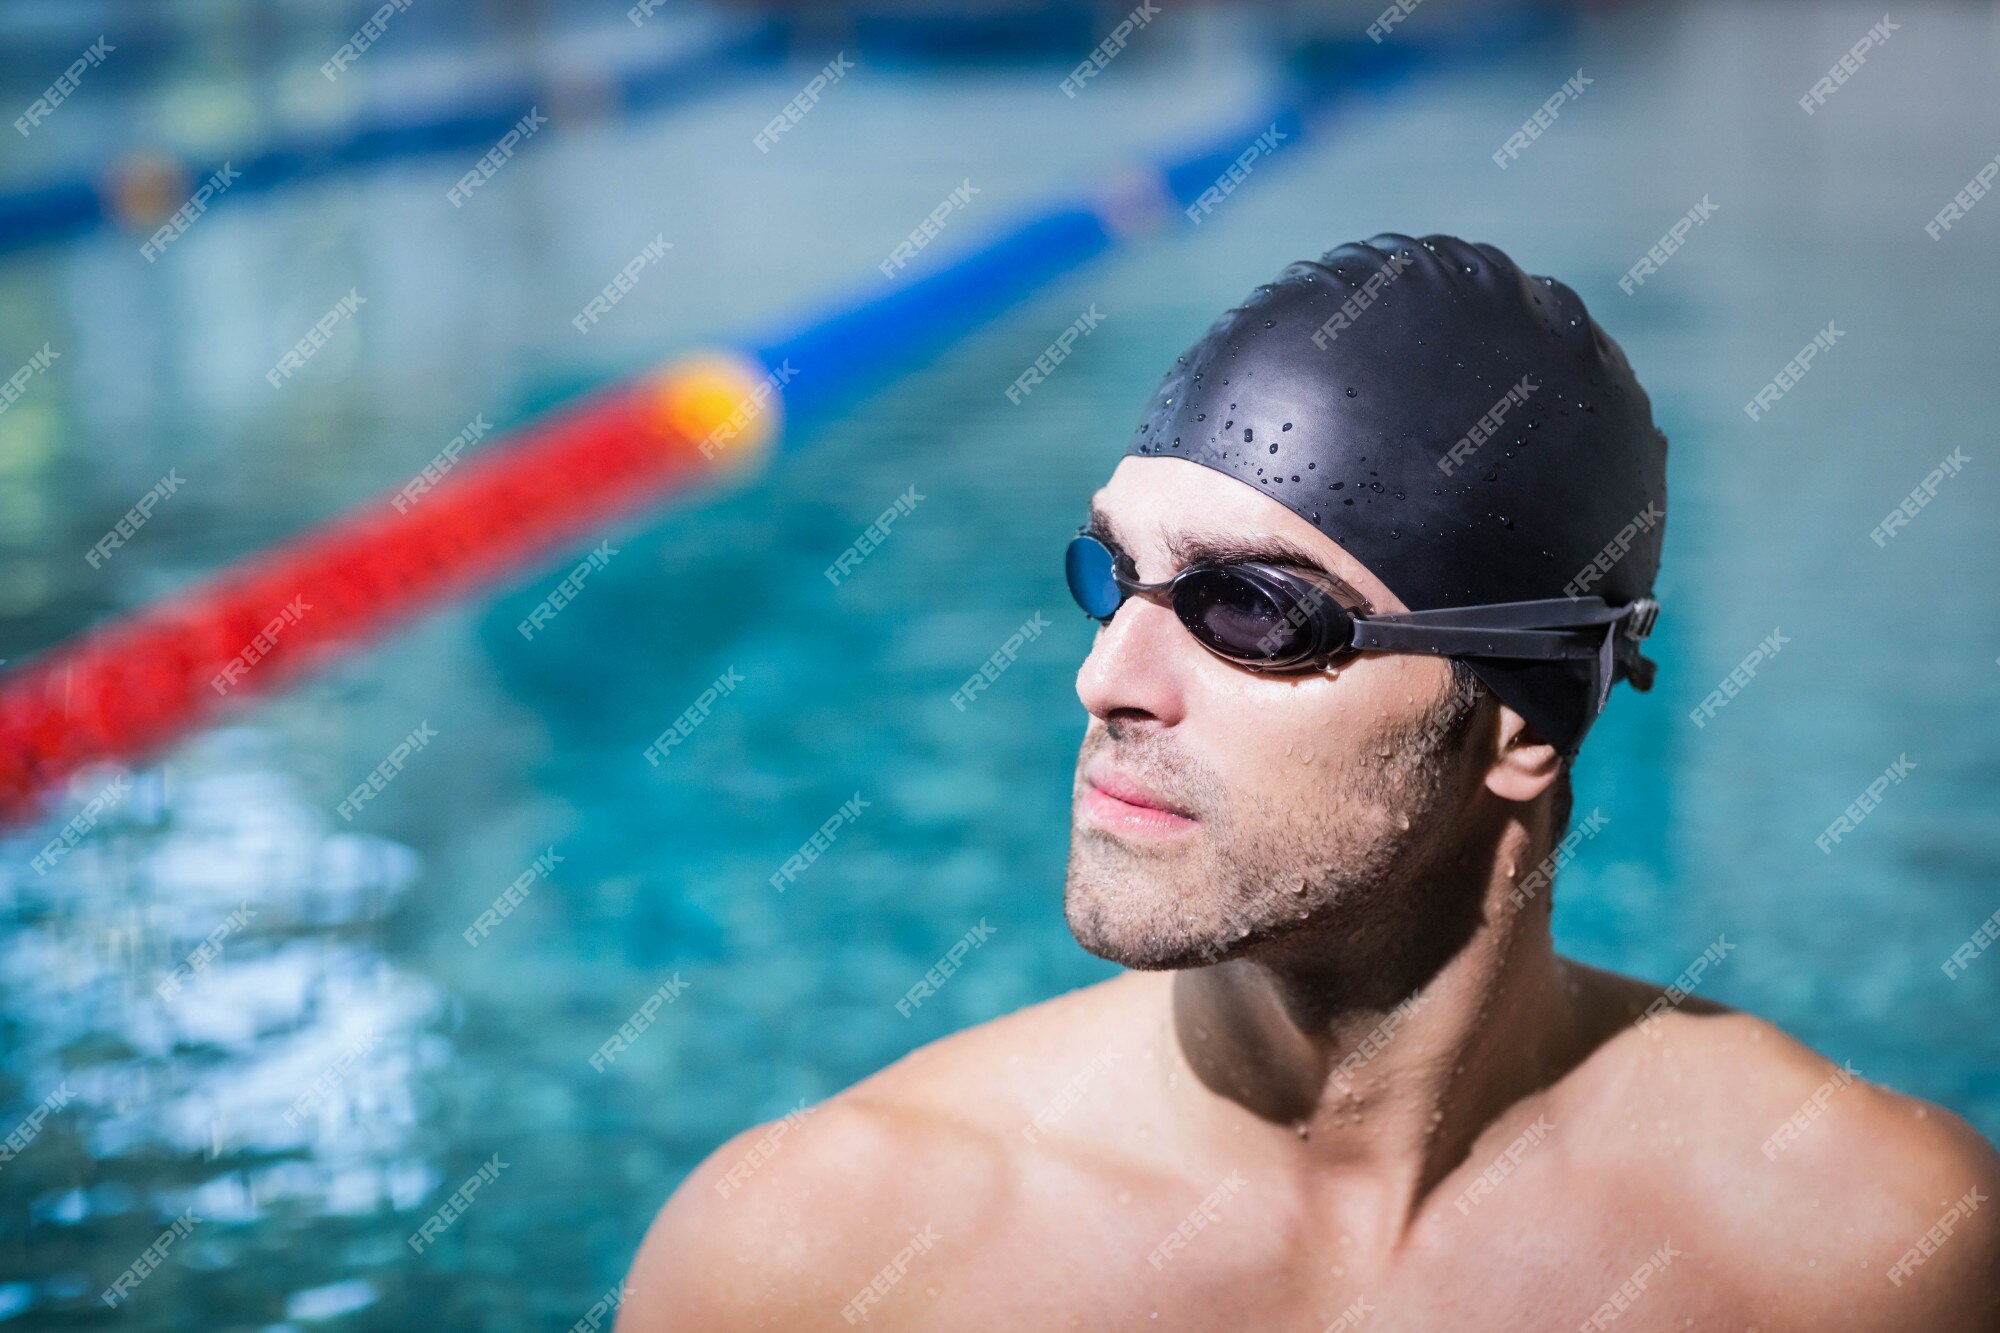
left=0, top=19, right=787, bottom=256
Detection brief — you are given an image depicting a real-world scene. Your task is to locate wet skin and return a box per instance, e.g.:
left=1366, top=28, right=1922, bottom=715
left=620, top=459, right=2000, bottom=1332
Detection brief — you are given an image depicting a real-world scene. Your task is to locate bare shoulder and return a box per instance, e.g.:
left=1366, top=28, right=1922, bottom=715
left=1556, top=959, right=2000, bottom=1328
left=617, top=971, right=1166, bottom=1332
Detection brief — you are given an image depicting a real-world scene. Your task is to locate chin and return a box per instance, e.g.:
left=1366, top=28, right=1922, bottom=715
left=1064, top=832, right=1181, bottom=968
left=1063, top=827, right=1274, bottom=971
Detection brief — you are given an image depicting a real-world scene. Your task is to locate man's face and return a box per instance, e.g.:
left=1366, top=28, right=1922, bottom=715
left=1064, top=456, right=1491, bottom=971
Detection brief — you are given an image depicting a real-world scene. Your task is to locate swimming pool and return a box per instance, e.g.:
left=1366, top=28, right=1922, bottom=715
left=2, top=3, right=1997, bottom=1326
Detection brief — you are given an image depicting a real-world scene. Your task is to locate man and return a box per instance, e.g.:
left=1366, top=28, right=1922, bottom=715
left=621, top=235, right=2000, bottom=1330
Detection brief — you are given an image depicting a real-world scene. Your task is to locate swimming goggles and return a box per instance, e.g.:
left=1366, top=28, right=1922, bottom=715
left=1065, top=528, right=1658, bottom=685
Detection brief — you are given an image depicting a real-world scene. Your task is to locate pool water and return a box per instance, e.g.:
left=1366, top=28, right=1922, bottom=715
left=2, top=3, right=1998, bottom=1327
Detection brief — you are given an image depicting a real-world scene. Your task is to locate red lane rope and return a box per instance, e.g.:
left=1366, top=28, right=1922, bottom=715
left=0, top=358, right=766, bottom=822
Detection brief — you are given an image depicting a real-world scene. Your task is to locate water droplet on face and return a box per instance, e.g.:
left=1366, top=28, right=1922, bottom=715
left=1264, top=319, right=1275, bottom=328
left=1266, top=442, right=1278, bottom=454
left=1330, top=481, right=1344, bottom=490
left=1194, top=413, right=1206, bottom=421
left=1345, top=387, right=1357, bottom=398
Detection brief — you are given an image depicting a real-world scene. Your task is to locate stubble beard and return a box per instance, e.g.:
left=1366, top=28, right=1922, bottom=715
left=1063, top=698, right=1480, bottom=973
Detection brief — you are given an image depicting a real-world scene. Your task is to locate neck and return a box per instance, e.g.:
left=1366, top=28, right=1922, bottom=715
left=1166, top=802, right=1584, bottom=1246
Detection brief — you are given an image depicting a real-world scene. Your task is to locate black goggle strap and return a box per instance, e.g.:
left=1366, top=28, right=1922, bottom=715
left=1349, top=621, right=1604, bottom=661
left=1352, top=596, right=1661, bottom=722
left=1349, top=596, right=1660, bottom=671
left=1357, top=597, right=1631, bottom=632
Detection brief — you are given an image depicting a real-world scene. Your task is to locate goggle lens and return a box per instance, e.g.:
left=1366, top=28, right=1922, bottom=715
left=1065, top=534, right=1124, bottom=620
left=1065, top=533, right=1356, bottom=671
left=1174, top=566, right=1303, bottom=663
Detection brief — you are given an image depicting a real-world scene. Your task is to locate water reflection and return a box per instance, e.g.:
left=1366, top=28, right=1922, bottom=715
left=0, top=729, right=445, bottom=1325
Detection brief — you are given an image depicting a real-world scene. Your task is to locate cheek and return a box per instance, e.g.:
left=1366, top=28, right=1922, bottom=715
left=1186, top=670, right=1359, bottom=793
left=1187, top=655, right=1440, bottom=794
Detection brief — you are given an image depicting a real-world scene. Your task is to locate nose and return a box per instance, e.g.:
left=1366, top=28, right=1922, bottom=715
left=1075, top=595, right=1191, bottom=727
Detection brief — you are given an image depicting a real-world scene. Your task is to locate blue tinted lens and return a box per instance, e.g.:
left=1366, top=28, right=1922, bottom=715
left=1065, top=535, right=1124, bottom=620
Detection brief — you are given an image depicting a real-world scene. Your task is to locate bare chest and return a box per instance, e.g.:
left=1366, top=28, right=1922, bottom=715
left=896, top=1164, right=1741, bottom=1333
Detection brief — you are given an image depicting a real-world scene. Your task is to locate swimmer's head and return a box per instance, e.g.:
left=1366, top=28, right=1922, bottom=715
left=1062, top=234, right=1665, bottom=973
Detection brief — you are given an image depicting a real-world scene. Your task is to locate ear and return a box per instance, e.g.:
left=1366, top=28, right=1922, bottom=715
left=1484, top=700, right=1563, bottom=804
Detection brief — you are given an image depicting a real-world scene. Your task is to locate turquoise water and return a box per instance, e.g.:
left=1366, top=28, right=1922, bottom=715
left=2, top=4, right=1998, bottom=1326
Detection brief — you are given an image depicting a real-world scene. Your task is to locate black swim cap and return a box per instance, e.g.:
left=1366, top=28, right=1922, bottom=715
left=1125, top=232, right=1666, bottom=755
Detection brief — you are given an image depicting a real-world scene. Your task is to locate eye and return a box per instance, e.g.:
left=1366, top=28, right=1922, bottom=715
left=1176, top=567, right=1304, bottom=657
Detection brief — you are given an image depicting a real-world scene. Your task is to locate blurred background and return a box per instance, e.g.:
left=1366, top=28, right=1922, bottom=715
left=0, top=0, right=1996, bottom=1327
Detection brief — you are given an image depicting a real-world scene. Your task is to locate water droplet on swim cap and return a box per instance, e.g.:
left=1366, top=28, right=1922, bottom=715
left=1117, top=231, right=1667, bottom=754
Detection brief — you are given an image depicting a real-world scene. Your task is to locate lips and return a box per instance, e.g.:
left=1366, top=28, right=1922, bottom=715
left=1080, top=759, right=1198, bottom=837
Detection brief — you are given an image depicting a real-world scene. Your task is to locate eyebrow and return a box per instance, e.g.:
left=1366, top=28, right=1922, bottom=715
left=1086, top=502, right=1341, bottom=578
